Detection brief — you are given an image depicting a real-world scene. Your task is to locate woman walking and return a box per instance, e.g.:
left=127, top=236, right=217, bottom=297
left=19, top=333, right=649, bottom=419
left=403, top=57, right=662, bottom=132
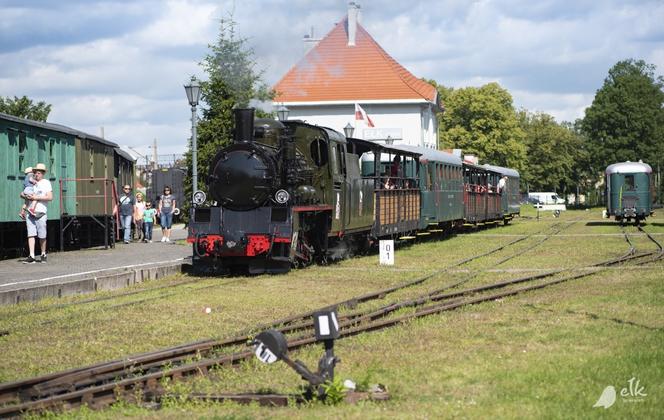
left=158, top=186, right=177, bottom=242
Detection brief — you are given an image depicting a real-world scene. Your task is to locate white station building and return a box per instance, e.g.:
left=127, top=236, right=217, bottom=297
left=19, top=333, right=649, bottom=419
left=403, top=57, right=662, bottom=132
left=273, top=2, right=441, bottom=149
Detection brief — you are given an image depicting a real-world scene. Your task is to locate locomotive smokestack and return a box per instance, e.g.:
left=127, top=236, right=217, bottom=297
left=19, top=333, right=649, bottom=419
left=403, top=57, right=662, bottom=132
left=234, top=108, right=255, bottom=143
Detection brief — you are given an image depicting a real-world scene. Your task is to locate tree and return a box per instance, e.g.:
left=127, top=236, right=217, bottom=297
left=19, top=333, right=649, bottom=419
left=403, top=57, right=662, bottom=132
left=518, top=111, right=586, bottom=197
left=438, top=82, right=528, bottom=176
left=0, top=95, right=52, bottom=121
left=582, top=59, right=664, bottom=175
left=182, top=17, right=273, bottom=219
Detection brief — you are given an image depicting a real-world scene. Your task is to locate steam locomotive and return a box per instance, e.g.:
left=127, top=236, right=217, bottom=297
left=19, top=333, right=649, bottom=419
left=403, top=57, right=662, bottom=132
left=187, top=109, right=520, bottom=274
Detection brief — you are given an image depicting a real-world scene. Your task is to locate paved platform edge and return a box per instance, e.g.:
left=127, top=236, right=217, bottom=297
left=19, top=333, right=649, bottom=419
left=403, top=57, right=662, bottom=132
left=0, top=260, right=188, bottom=306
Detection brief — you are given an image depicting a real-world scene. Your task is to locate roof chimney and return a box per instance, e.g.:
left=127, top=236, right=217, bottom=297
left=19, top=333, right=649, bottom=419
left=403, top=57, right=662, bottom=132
left=347, top=2, right=360, bottom=47
left=303, top=26, right=321, bottom=54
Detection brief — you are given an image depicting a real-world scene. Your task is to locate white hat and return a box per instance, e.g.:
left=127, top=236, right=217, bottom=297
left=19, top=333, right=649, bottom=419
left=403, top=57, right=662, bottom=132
left=24, top=167, right=33, bottom=174
left=33, top=163, right=47, bottom=172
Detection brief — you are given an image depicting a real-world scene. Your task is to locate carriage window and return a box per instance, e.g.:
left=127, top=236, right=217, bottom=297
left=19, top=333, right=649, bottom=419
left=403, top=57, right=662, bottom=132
left=19, top=132, right=27, bottom=154
left=309, top=139, right=328, bottom=167
left=624, top=175, right=635, bottom=190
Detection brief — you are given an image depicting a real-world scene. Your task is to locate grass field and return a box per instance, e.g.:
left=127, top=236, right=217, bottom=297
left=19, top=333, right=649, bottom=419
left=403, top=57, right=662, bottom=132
left=0, top=206, right=662, bottom=418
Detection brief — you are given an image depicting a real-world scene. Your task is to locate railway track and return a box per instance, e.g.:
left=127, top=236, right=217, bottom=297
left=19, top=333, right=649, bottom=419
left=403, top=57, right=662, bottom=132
left=1, top=222, right=659, bottom=417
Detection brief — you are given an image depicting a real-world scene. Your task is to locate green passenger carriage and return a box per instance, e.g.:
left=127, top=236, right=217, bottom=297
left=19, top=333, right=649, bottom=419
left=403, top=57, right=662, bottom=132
left=0, top=112, right=134, bottom=258
left=605, top=161, right=654, bottom=224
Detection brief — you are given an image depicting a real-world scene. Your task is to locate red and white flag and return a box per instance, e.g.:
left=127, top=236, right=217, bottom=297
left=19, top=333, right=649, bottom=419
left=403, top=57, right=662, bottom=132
left=355, top=103, right=375, bottom=127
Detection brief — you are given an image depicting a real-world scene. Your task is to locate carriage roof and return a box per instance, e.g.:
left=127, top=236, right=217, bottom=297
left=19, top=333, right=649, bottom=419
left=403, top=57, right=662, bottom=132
left=482, top=164, right=520, bottom=178
left=605, top=161, right=652, bottom=175
left=389, top=145, right=462, bottom=166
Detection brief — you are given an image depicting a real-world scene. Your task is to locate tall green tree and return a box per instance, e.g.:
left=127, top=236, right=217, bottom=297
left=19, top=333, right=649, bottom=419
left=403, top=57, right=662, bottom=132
left=0, top=95, right=52, bottom=121
left=183, top=18, right=272, bottom=218
left=582, top=59, right=664, bottom=174
left=439, top=82, right=528, bottom=176
left=518, top=111, right=586, bottom=196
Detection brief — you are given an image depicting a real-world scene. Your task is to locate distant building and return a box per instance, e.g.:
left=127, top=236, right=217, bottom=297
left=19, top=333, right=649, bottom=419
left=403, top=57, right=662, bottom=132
left=273, top=2, right=440, bottom=148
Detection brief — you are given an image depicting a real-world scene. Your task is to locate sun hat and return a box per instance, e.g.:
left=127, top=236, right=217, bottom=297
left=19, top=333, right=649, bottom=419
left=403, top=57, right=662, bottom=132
left=24, top=167, right=33, bottom=174
left=33, top=163, right=47, bottom=172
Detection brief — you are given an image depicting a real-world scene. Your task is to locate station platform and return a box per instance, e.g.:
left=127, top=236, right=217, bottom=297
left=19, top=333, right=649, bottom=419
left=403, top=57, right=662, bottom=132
left=0, top=225, right=191, bottom=305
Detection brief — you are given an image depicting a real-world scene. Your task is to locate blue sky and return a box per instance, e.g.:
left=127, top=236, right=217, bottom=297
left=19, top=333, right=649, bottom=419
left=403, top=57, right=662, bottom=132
left=1, top=0, right=663, bottom=156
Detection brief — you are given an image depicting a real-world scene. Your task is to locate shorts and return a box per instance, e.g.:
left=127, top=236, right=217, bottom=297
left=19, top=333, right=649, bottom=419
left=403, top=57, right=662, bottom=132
left=160, top=211, right=173, bottom=229
left=26, top=214, right=47, bottom=239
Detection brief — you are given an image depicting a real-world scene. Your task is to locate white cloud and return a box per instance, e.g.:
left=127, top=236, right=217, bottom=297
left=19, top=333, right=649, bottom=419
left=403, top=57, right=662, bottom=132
left=1, top=0, right=663, bottom=153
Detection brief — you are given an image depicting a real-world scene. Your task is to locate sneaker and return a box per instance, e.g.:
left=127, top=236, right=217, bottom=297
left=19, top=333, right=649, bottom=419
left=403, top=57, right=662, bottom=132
left=166, top=237, right=170, bottom=242
left=40, top=254, right=47, bottom=263
left=22, top=256, right=37, bottom=264
left=149, top=240, right=153, bottom=243
left=161, top=237, right=166, bottom=242
left=124, top=240, right=129, bottom=244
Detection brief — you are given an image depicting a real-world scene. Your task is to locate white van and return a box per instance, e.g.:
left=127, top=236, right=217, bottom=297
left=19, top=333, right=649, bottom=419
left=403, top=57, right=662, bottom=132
left=528, top=192, right=565, bottom=205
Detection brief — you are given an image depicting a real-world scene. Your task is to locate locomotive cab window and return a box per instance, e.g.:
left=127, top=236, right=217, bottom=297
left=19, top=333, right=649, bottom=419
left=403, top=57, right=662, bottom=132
left=624, top=175, right=635, bottom=190
left=310, top=139, right=328, bottom=167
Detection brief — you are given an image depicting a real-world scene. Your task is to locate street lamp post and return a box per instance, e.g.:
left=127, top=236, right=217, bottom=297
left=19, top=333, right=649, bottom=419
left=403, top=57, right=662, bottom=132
left=277, top=105, right=290, bottom=122
left=343, top=122, right=354, bottom=138
left=184, top=76, right=201, bottom=204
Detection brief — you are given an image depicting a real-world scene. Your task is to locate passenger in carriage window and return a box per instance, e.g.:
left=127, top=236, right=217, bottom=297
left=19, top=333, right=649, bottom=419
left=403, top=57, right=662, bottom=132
left=498, top=176, right=508, bottom=193
left=390, top=155, right=401, bottom=178
left=384, top=177, right=396, bottom=190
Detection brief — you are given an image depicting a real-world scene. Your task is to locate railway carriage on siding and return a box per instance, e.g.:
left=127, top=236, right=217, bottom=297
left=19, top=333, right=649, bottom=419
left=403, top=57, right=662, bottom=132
left=188, top=108, right=521, bottom=274
left=605, top=161, right=654, bottom=224
left=0, top=112, right=134, bottom=258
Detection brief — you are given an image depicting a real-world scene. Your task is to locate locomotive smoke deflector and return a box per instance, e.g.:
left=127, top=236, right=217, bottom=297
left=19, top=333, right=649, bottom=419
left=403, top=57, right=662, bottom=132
left=234, top=108, right=255, bottom=143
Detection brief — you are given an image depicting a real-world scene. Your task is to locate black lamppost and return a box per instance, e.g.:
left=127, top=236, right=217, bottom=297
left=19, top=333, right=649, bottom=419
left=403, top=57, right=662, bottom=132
left=343, top=122, right=354, bottom=138
left=184, top=76, right=201, bottom=202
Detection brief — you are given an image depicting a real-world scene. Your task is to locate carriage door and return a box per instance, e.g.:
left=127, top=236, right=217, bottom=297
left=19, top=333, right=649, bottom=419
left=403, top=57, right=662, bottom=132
left=330, top=141, right=346, bottom=233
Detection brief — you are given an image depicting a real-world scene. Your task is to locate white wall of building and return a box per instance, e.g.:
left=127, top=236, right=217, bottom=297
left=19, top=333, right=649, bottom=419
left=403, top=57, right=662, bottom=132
left=279, top=102, right=439, bottom=149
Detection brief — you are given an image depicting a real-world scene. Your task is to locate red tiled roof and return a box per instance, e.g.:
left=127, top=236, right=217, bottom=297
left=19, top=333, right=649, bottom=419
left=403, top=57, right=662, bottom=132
left=273, top=18, right=438, bottom=103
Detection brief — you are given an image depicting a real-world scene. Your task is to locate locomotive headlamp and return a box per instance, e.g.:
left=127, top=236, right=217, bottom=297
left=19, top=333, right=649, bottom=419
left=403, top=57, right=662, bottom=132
left=275, top=189, right=290, bottom=204
left=277, top=105, right=290, bottom=122
left=193, top=190, right=206, bottom=205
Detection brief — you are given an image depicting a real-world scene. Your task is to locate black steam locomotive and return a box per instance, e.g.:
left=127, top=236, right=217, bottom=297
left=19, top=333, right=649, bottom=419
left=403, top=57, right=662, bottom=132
left=187, top=108, right=520, bottom=274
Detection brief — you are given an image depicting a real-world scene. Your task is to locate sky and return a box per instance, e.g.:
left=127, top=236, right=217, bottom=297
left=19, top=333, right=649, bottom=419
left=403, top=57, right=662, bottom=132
left=1, top=0, right=663, bottom=158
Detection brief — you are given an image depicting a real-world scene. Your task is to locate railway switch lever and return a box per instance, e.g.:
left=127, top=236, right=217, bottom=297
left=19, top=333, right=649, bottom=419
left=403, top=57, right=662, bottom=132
left=252, top=309, right=341, bottom=399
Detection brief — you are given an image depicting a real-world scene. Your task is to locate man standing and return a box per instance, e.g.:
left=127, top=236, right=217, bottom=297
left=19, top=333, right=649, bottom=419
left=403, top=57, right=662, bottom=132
left=118, top=184, right=135, bottom=244
left=21, top=163, right=52, bottom=264
left=498, top=176, right=508, bottom=194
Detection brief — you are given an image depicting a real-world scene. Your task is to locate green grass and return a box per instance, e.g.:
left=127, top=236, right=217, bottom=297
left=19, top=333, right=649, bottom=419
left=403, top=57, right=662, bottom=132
left=2, top=208, right=663, bottom=418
